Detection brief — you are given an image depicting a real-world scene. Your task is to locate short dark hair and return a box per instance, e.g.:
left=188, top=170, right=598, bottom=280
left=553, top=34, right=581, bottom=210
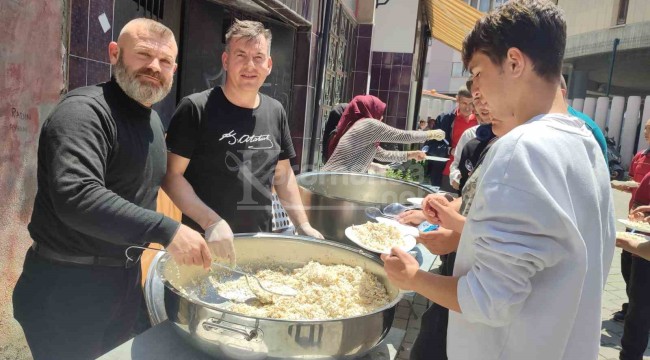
left=225, top=19, right=272, bottom=54
left=466, top=79, right=473, bottom=93
left=462, top=0, right=566, bottom=82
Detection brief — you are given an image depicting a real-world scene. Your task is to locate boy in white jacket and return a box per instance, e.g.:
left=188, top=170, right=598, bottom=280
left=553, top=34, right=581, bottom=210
left=382, top=1, right=616, bottom=359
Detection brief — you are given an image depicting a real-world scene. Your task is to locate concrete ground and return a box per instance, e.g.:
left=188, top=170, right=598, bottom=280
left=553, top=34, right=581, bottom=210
left=391, top=189, right=650, bottom=360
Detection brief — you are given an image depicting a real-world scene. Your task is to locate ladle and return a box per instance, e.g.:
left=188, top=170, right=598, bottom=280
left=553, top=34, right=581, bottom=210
left=364, top=207, right=397, bottom=220
left=125, top=245, right=298, bottom=297
left=382, top=203, right=415, bottom=217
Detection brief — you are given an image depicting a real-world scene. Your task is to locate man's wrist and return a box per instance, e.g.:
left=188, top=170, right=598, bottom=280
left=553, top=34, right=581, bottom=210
left=202, top=216, right=223, bottom=231
left=412, top=269, right=432, bottom=294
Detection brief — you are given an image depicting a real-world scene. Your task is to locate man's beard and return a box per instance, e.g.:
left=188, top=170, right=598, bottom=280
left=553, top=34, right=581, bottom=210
left=113, top=55, right=172, bottom=106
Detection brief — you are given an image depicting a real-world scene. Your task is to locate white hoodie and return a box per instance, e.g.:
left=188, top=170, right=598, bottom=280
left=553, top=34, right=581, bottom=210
left=448, top=114, right=615, bottom=360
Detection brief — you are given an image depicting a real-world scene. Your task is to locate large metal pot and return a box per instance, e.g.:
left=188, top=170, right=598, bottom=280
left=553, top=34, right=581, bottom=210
left=296, top=172, right=435, bottom=244
left=155, top=233, right=402, bottom=360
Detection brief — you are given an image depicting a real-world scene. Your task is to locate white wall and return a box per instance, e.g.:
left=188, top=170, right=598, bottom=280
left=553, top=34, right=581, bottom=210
left=573, top=94, right=650, bottom=167
left=424, top=40, right=454, bottom=93
left=560, top=0, right=650, bottom=36
left=371, top=0, right=418, bottom=53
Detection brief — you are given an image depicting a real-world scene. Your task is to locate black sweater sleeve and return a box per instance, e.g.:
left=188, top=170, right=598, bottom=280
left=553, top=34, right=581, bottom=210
left=43, top=99, right=178, bottom=247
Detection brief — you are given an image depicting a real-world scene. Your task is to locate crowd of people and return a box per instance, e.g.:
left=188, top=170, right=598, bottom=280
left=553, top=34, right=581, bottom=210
left=10, top=1, right=650, bottom=360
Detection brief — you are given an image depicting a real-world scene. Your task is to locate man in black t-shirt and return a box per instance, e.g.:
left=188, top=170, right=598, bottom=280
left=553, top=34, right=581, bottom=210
left=164, top=20, right=323, bottom=263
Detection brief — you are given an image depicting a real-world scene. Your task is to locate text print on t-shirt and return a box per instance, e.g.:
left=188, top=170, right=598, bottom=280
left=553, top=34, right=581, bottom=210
left=219, top=130, right=274, bottom=150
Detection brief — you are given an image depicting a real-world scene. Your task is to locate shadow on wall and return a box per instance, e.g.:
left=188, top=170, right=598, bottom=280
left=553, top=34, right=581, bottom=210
left=0, top=1, right=67, bottom=358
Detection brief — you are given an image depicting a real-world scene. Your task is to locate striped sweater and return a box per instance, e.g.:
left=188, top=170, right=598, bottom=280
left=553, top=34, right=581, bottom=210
left=322, top=119, right=442, bottom=172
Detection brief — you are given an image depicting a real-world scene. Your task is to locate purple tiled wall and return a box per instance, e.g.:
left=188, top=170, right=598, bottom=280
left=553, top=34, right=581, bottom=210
left=286, top=0, right=322, bottom=172
left=351, top=24, right=372, bottom=97
left=68, top=0, right=113, bottom=91
left=369, top=51, right=413, bottom=130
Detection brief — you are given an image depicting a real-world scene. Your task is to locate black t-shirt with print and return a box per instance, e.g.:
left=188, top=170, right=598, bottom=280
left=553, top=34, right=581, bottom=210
left=166, top=87, right=296, bottom=233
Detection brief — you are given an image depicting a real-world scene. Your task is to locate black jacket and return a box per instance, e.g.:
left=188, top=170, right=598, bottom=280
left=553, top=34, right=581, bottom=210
left=423, top=110, right=455, bottom=156
left=322, top=103, right=348, bottom=162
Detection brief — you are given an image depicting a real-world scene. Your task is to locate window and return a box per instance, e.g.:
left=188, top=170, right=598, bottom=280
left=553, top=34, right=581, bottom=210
left=468, top=0, right=506, bottom=12
left=617, top=0, right=629, bottom=25
left=424, top=63, right=430, bottom=78
left=492, top=0, right=508, bottom=9
left=451, top=62, right=469, bottom=78
left=131, top=0, right=164, bottom=19
left=479, top=0, right=490, bottom=12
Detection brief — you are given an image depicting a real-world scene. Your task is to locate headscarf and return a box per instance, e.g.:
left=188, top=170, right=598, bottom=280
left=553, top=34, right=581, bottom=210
left=327, top=95, right=387, bottom=158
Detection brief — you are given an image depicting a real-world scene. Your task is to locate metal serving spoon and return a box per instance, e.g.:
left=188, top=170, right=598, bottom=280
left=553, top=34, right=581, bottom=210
left=125, top=246, right=297, bottom=297
left=379, top=192, right=456, bottom=218
left=382, top=203, right=415, bottom=217
left=365, top=207, right=398, bottom=220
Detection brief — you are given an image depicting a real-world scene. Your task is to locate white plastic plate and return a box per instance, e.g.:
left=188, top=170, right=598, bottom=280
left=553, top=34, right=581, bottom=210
left=618, top=219, right=650, bottom=233
left=375, top=217, right=420, bottom=237
left=611, top=180, right=639, bottom=188
left=616, top=231, right=649, bottom=242
left=425, top=156, right=449, bottom=162
left=345, top=222, right=417, bottom=255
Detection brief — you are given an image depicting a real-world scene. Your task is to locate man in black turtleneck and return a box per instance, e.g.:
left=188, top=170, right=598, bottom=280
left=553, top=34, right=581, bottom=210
left=12, top=19, right=211, bottom=360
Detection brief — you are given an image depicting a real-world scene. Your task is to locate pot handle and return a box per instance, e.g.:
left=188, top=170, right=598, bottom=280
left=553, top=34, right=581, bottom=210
left=203, top=317, right=260, bottom=341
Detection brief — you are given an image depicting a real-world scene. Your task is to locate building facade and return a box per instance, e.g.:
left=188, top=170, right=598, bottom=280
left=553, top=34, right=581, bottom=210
left=420, top=0, right=506, bottom=97
left=560, top=0, right=650, bottom=166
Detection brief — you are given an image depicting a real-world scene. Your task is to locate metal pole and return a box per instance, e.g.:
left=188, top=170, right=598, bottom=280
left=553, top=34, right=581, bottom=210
left=605, top=38, right=620, bottom=98
left=308, top=0, right=335, bottom=168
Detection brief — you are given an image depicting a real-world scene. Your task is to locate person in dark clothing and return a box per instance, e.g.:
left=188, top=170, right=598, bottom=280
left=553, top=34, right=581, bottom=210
left=617, top=169, right=650, bottom=360
left=12, top=19, right=212, bottom=360
left=613, top=124, right=650, bottom=360
left=458, top=125, right=497, bottom=191
left=612, top=119, right=650, bottom=325
left=322, top=102, right=348, bottom=163
left=163, top=20, right=323, bottom=265
left=424, top=87, right=476, bottom=191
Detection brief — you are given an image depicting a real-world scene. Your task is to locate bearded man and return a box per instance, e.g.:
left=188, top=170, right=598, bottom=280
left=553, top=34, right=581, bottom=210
left=12, top=18, right=211, bottom=360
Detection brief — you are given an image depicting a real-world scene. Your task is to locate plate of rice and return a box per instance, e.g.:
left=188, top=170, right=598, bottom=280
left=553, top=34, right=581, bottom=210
left=616, top=231, right=649, bottom=242
left=611, top=180, right=639, bottom=188
left=618, top=219, right=650, bottom=233
left=345, top=221, right=416, bottom=254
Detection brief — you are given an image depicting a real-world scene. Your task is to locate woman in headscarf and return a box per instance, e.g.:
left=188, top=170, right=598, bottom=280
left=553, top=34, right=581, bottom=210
left=323, top=95, right=445, bottom=173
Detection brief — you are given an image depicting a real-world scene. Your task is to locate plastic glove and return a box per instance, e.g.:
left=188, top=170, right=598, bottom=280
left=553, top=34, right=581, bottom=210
left=427, top=129, right=445, bottom=141
left=204, top=219, right=236, bottom=265
left=297, top=223, right=324, bottom=239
